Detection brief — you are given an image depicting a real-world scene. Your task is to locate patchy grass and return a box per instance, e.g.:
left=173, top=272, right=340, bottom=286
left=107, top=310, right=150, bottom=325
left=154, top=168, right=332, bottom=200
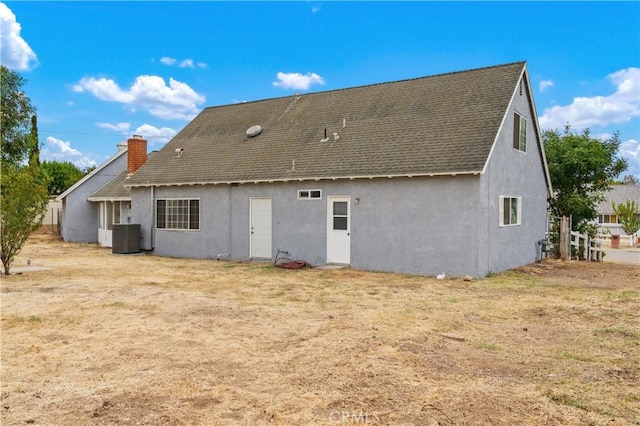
left=2, top=315, right=43, bottom=329
left=1, top=235, right=639, bottom=425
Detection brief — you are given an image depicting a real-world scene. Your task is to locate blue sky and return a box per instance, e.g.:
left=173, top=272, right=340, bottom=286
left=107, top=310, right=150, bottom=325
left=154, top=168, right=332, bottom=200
left=2, top=1, right=639, bottom=179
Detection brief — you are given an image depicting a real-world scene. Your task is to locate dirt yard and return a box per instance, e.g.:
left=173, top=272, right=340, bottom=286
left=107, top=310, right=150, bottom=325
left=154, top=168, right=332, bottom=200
left=1, top=233, right=639, bottom=425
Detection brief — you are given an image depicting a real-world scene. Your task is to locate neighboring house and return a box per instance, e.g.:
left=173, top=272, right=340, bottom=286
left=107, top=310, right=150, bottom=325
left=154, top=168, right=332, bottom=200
left=56, top=136, right=147, bottom=247
left=119, top=61, right=552, bottom=278
left=595, top=184, right=640, bottom=236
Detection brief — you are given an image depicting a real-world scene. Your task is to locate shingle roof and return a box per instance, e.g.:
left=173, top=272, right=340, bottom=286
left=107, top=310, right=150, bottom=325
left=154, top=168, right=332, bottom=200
left=126, top=62, right=526, bottom=187
left=88, top=171, right=131, bottom=200
left=597, top=184, right=640, bottom=213
left=88, top=152, right=157, bottom=200
left=55, top=148, right=127, bottom=200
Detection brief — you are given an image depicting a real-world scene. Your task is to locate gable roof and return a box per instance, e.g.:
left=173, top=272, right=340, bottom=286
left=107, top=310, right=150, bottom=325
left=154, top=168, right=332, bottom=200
left=125, top=62, right=529, bottom=187
left=87, top=171, right=131, bottom=201
left=55, top=147, right=127, bottom=201
left=87, top=152, right=156, bottom=201
left=597, top=184, right=640, bottom=213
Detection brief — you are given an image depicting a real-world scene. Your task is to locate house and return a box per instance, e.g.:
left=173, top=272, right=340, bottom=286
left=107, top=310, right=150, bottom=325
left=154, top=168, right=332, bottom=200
left=120, top=61, right=551, bottom=278
left=595, top=184, right=640, bottom=236
left=56, top=136, right=147, bottom=247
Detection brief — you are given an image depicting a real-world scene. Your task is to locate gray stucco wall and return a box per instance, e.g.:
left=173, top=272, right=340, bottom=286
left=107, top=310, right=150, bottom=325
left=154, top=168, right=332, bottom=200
left=132, top=175, right=488, bottom=277
left=481, top=80, right=549, bottom=275
left=60, top=153, right=127, bottom=243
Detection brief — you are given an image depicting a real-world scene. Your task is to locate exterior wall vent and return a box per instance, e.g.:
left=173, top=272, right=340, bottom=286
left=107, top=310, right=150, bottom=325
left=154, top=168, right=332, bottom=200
left=246, top=125, right=263, bottom=138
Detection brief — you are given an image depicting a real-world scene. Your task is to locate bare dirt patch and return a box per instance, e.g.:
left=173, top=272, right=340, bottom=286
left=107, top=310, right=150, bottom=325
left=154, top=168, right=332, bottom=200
left=1, top=234, right=639, bottom=425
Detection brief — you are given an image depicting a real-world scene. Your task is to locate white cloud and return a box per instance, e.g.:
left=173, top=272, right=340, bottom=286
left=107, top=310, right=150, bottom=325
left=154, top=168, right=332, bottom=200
left=592, top=134, right=640, bottom=180
left=0, top=2, right=38, bottom=71
left=96, top=122, right=131, bottom=133
left=160, top=56, right=207, bottom=69
left=620, top=138, right=640, bottom=180
left=73, top=77, right=134, bottom=102
left=273, top=72, right=325, bottom=90
left=539, top=79, right=553, bottom=92
left=311, top=3, right=322, bottom=13
left=96, top=122, right=176, bottom=145
left=73, top=75, right=205, bottom=120
left=42, top=136, right=97, bottom=169
left=620, top=138, right=640, bottom=161
left=539, top=67, right=640, bottom=130
left=131, top=124, right=176, bottom=144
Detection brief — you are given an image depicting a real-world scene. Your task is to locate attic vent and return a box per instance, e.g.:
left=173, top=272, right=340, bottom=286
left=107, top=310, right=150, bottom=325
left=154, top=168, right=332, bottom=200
left=246, top=125, right=263, bottom=138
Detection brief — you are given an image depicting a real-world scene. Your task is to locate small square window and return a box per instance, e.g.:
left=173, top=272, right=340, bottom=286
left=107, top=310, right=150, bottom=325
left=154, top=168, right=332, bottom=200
left=298, top=189, right=322, bottom=200
left=333, top=217, right=348, bottom=230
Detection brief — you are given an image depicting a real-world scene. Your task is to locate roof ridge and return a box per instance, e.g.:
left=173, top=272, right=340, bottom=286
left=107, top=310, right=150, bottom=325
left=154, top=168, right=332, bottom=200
left=202, top=61, right=527, bottom=112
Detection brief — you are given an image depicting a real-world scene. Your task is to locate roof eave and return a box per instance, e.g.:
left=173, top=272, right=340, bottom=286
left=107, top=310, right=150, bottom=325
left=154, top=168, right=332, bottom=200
left=481, top=63, right=554, bottom=198
left=123, top=171, right=483, bottom=188
left=87, top=196, right=131, bottom=202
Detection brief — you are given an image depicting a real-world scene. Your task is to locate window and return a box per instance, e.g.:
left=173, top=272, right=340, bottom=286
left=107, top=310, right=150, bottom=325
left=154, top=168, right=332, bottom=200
left=105, top=202, right=113, bottom=230
left=298, top=189, right=322, bottom=200
left=513, top=113, right=526, bottom=152
left=113, top=201, right=121, bottom=225
left=156, top=199, right=200, bottom=230
left=332, top=201, right=348, bottom=230
left=598, top=214, right=618, bottom=224
left=101, top=201, right=121, bottom=230
left=500, top=196, right=521, bottom=226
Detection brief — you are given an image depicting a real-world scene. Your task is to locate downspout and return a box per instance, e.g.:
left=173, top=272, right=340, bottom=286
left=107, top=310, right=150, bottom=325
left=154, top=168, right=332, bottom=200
left=150, top=186, right=155, bottom=250
left=216, top=184, right=232, bottom=259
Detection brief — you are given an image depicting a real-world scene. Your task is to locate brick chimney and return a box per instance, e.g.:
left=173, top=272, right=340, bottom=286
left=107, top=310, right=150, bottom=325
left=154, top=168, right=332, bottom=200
left=127, top=135, right=147, bottom=174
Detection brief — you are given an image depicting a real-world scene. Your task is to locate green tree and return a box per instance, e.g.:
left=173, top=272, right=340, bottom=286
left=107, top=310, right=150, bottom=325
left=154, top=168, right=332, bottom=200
left=1, top=66, right=35, bottom=165
left=41, top=161, right=85, bottom=195
left=544, top=126, right=628, bottom=235
left=0, top=163, right=49, bottom=275
left=611, top=200, right=640, bottom=236
left=29, top=114, right=40, bottom=168
left=0, top=67, right=49, bottom=274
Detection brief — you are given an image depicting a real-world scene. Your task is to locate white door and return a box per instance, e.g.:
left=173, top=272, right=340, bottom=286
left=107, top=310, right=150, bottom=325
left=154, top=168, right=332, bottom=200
left=250, top=198, right=272, bottom=258
left=98, top=201, right=123, bottom=247
left=327, top=196, right=350, bottom=264
left=98, top=202, right=113, bottom=247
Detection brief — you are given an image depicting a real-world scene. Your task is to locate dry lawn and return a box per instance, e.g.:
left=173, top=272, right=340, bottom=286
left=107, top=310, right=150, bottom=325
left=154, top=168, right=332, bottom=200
left=1, top=233, right=639, bottom=425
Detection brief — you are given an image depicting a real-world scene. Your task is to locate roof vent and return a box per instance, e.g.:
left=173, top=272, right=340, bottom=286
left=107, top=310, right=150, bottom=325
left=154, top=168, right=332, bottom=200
left=246, top=125, right=263, bottom=138
left=320, top=128, right=329, bottom=142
